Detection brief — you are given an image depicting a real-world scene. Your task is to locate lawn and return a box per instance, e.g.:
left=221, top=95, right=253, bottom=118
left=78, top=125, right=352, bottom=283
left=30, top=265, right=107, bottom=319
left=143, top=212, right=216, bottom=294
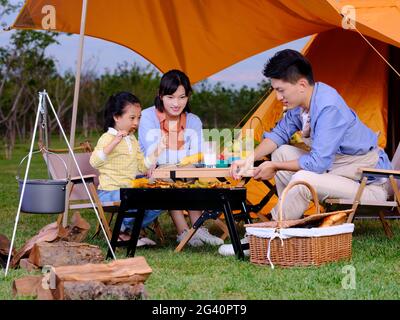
left=0, top=138, right=399, bottom=300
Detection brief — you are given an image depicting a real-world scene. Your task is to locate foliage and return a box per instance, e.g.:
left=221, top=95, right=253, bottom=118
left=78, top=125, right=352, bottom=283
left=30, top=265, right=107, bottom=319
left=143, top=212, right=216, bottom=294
left=0, top=30, right=60, bottom=158
left=0, top=30, right=270, bottom=159
left=0, top=0, right=21, bottom=27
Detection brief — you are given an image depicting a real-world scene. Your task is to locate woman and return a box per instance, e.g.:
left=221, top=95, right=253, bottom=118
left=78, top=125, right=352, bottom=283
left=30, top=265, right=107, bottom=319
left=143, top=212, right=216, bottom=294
left=139, top=69, right=223, bottom=247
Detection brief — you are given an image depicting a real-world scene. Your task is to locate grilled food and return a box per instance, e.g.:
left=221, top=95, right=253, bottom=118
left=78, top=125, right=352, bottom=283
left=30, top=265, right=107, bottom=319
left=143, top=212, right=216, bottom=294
left=130, top=179, right=234, bottom=189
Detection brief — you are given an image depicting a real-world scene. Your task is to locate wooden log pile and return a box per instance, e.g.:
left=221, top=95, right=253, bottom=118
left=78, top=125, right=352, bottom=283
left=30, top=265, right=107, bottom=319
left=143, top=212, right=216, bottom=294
left=12, top=275, right=54, bottom=300
left=11, top=212, right=90, bottom=268
left=0, top=234, right=15, bottom=269
left=49, top=257, right=152, bottom=300
left=13, top=257, right=152, bottom=300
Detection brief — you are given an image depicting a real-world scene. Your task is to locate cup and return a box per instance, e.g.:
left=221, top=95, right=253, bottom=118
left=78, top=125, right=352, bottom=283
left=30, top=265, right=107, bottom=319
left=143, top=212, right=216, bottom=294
left=203, top=141, right=217, bottom=168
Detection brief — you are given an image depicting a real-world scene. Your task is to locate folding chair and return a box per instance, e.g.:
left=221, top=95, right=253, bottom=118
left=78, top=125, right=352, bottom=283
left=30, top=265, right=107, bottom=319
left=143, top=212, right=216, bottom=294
left=40, top=141, right=165, bottom=243
left=39, top=141, right=116, bottom=240
left=325, top=143, right=400, bottom=238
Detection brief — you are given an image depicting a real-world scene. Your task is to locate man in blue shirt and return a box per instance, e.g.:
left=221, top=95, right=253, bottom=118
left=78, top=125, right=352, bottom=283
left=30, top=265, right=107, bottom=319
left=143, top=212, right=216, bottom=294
left=231, top=49, right=391, bottom=221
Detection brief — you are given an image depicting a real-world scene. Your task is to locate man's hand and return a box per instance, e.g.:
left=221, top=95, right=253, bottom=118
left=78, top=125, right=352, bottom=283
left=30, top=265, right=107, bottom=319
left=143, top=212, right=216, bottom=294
left=253, top=161, right=277, bottom=180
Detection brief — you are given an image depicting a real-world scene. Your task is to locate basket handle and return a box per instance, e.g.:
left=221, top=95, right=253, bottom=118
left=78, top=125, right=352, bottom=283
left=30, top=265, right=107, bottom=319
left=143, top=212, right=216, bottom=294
left=277, top=180, right=320, bottom=227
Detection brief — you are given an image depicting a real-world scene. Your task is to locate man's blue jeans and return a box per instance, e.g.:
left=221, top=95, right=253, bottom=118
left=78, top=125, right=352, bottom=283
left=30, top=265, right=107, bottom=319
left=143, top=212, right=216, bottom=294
left=97, top=189, right=161, bottom=232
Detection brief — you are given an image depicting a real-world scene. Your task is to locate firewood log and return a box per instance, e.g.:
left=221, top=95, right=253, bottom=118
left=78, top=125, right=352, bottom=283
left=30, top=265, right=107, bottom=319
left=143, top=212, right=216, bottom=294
left=28, top=241, right=104, bottom=267
left=12, top=275, right=53, bottom=300
left=50, top=256, right=152, bottom=300
left=19, top=258, right=39, bottom=271
left=62, top=281, right=146, bottom=300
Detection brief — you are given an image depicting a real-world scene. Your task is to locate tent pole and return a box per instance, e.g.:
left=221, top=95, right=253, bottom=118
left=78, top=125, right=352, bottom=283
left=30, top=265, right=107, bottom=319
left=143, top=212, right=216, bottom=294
left=63, top=0, right=88, bottom=227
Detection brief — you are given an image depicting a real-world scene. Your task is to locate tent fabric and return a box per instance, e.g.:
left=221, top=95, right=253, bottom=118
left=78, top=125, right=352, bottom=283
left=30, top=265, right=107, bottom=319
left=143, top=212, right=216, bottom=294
left=11, top=1, right=400, bottom=83
left=10, top=0, right=346, bottom=83
left=333, top=0, right=400, bottom=49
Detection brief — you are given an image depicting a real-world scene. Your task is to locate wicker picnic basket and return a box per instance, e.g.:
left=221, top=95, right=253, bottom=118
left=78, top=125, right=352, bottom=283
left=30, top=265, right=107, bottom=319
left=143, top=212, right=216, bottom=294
left=245, top=181, right=354, bottom=268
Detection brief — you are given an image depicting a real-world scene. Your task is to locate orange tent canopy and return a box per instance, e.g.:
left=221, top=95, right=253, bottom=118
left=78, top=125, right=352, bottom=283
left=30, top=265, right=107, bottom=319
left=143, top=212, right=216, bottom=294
left=0, top=0, right=374, bottom=83
left=11, top=1, right=400, bottom=83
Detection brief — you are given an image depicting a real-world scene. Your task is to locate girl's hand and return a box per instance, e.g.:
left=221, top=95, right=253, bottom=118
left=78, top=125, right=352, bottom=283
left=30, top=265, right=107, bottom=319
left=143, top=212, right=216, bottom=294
left=113, top=130, right=128, bottom=144
left=146, top=164, right=157, bottom=178
left=104, top=130, right=128, bottom=155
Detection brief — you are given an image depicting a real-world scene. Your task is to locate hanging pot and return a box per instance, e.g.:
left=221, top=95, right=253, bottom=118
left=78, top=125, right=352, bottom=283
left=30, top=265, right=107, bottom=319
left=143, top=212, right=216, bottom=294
left=16, top=150, right=68, bottom=214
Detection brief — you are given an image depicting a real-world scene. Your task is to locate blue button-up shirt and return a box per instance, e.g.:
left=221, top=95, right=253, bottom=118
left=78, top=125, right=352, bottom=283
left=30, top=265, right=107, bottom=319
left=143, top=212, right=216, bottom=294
left=264, top=82, right=392, bottom=174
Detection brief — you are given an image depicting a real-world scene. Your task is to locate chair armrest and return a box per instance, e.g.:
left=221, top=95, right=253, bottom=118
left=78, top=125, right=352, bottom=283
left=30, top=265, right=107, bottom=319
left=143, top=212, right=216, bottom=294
left=70, top=174, right=96, bottom=183
left=359, top=167, right=400, bottom=179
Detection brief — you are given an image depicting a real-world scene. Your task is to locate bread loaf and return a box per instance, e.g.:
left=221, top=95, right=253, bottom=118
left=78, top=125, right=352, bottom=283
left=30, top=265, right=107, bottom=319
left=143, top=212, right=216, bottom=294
left=319, top=211, right=347, bottom=227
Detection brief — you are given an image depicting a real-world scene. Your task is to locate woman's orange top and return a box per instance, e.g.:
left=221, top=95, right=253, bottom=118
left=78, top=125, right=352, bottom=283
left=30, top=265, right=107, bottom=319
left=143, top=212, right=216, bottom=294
left=155, top=109, right=187, bottom=150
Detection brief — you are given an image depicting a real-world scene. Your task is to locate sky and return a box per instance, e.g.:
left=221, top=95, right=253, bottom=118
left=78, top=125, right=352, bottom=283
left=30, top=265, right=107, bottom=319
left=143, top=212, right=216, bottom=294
left=0, top=2, right=309, bottom=88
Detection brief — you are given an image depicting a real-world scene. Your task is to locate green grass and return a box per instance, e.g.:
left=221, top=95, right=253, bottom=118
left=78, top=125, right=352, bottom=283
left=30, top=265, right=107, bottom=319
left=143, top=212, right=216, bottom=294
left=1, top=139, right=400, bottom=300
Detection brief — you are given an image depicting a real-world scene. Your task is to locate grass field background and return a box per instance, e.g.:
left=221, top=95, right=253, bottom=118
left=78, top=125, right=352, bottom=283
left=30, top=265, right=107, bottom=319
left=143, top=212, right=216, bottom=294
left=1, top=138, right=399, bottom=300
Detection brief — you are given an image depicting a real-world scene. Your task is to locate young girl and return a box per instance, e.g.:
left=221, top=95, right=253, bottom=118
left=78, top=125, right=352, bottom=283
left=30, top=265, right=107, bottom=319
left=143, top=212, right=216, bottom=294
left=139, top=70, right=223, bottom=247
left=90, top=92, right=164, bottom=245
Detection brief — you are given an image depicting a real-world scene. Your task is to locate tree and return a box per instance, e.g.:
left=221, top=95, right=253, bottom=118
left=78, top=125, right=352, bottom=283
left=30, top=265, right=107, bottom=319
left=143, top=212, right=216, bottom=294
left=0, top=30, right=59, bottom=158
left=0, top=0, right=21, bottom=28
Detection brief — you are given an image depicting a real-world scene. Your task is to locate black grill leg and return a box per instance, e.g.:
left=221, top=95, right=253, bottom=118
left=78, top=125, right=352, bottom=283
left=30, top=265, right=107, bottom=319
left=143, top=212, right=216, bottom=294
left=127, top=209, right=145, bottom=257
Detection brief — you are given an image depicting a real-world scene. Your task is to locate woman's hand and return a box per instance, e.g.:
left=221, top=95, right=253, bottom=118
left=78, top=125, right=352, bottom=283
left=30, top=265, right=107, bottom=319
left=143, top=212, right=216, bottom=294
left=158, top=133, right=168, bottom=152
left=146, top=134, right=168, bottom=169
left=253, top=161, right=277, bottom=180
left=230, top=157, right=253, bottom=180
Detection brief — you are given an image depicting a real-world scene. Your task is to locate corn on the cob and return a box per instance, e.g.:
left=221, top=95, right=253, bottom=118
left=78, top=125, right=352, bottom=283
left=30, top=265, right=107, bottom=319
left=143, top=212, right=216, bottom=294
left=178, top=152, right=203, bottom=166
